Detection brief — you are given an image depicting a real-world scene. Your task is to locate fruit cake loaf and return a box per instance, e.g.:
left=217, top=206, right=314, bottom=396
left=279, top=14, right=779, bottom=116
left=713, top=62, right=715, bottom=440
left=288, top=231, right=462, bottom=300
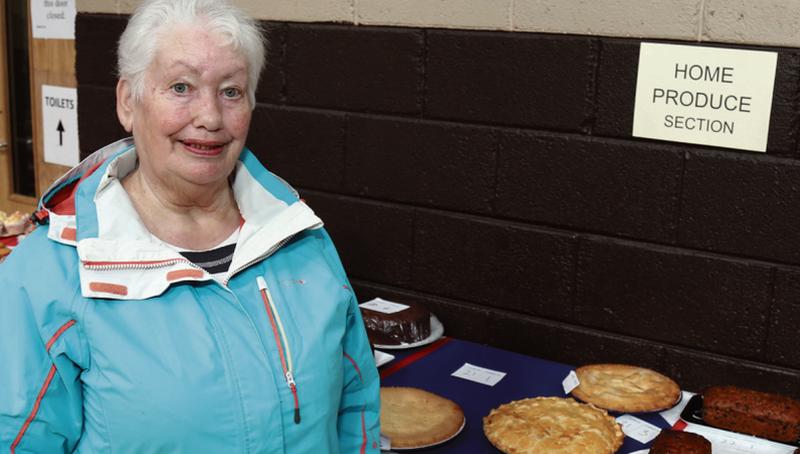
left=703, top=385, right=800, bottom=443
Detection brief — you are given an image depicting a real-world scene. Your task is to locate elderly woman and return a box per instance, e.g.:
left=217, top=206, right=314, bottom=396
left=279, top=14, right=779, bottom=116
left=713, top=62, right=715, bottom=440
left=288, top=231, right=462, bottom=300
left=0, top=0, right=380, bottom=452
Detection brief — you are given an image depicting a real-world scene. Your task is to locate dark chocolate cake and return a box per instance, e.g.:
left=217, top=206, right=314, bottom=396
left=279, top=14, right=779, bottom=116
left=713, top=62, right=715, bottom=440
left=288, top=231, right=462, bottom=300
left=361, top=302, right=431, bottom=345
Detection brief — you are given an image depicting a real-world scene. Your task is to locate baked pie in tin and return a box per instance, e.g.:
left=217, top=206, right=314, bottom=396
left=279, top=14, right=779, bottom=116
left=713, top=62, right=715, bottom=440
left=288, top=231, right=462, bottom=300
left=571, top=364, right=681, bottom=413
left=380, top=387, right=465, bottom=449
left=483, top=396, right=623, bottom=454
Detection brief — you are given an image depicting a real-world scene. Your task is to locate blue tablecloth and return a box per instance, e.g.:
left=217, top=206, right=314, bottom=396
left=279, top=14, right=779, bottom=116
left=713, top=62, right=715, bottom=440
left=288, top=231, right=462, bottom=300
left=379, top=337, right=671, bottom=453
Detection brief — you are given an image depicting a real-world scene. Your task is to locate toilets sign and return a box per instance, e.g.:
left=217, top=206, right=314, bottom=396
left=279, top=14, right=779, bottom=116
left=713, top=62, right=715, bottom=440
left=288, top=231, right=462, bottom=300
left=42, top=85, right=79, bottom=167
left=632, top=43, right=777, bottom=152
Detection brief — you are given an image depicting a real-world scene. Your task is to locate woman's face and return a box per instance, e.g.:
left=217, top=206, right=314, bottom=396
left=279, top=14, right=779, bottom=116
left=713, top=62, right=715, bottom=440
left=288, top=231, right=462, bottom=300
left=117, top=24, right=252, bottom=191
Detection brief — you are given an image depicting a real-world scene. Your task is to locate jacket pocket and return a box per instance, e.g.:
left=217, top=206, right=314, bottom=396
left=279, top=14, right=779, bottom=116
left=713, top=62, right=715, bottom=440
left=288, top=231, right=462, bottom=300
left=256, top=276, right=301, bottom=424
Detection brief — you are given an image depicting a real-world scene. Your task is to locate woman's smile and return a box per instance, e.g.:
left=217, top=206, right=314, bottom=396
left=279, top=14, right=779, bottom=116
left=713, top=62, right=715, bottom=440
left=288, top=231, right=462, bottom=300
left=179, top=138, right=228, bottom=157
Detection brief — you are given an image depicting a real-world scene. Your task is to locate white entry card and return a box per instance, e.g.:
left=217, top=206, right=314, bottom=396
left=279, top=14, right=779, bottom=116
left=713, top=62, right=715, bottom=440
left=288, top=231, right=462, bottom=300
left=659, top=391, right=694, bottom=426
left=616, top=414, right=661, bottom=444
left=451, top=363, right=506, bottom=386
left=379, top=433, right=391, bottom=450
left=562, top=370, right=580, bottom=394
left=684, top=424, right=796, bottom=454
left=359, top=298, right=409, bottom=314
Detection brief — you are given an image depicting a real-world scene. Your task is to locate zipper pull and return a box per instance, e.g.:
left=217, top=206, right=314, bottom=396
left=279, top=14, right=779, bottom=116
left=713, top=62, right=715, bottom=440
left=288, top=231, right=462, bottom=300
left=286, top=371, right=301, bottom=424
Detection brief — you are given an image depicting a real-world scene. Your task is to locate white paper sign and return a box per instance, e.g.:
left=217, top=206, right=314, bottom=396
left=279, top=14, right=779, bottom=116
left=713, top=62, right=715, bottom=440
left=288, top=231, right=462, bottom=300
left=659, top=390, right=694, bottom=426
left=42, top=85, right=79, bottom=167
left=380, top=433, right=391, bottom=450
left=373, top=350, right=394, bottom=368
left=451, top=363, right=506, bottom=386
left=684, top=423, right=796, bottom=454
left=359, top=298, right=409, bottom=315
left=31, top=0, right=76, bottom=40
left=562, top=370, right=580, bottom=394
left=633, top=43, right=777, bottom=152
left=616, top=414, right=660, bottom=444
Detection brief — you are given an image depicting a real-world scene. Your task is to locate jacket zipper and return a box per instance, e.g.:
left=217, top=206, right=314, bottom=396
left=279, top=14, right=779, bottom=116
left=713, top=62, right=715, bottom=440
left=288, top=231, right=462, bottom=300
left=82, top=258, right=200, bottom=271
left=256, top=276, right=301, bottom=424
left=224, top=235, right=295, bottom=286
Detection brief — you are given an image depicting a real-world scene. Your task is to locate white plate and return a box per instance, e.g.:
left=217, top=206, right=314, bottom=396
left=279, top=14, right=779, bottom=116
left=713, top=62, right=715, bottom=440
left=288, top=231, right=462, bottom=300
left=373, top=314, right=444, bottom=350
left=374, top=349, right=395, bottom=367
left=388, top=416, right=466, bottom=451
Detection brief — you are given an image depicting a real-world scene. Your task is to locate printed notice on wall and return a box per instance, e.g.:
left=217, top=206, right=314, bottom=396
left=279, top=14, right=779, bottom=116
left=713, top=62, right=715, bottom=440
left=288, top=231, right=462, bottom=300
left=42, top=85, right=80, bottom=167
left=633, top=43, right=777, bottom=152
left=31, top=0, right=76, bottom=40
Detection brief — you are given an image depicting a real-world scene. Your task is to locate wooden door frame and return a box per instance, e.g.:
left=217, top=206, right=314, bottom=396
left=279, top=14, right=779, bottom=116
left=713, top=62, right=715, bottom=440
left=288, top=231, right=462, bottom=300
left=0, top=0, right=76, bottom=213
left=30, top=0, right=76, bottom=199
left=0, top=0, right=37, bottom=213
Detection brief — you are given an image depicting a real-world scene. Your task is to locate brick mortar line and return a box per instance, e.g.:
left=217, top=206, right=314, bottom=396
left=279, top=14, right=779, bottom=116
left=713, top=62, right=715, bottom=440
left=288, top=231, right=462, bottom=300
left=760, top=267, right=778, bottom=361
left=300, top=187, right=800, bottom=271
left=419, top=29, right=428, bottom=118
left=696, top=0, right=706, bottom=42
left=674, top=151, right=689, bottom=245
left=75, top=9, right=798, bottom=49
left=248, top=103, right=800, bottom=164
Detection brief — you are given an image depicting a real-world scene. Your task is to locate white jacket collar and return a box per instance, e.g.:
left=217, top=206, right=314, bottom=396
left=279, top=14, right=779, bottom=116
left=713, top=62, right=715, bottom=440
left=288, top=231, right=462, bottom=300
left=76, top=148, right=322, bottom=300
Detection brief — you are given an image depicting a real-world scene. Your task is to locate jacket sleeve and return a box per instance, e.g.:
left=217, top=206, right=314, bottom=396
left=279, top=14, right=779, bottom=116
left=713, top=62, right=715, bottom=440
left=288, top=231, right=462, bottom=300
left=338, top=292, right=381, bottom=453
left=314, top=228, right=381, bottom=453
left=0, top=263, right=84, bottom=453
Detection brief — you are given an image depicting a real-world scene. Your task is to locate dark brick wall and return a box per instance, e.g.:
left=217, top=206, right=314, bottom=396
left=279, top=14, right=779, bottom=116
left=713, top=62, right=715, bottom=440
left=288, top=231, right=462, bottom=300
left=76, top=14, right=800, bottom=398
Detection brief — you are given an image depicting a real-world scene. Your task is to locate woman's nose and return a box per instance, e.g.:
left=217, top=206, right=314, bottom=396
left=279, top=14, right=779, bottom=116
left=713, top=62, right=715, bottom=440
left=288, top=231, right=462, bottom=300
left=192, top=91, right=223, bottom=131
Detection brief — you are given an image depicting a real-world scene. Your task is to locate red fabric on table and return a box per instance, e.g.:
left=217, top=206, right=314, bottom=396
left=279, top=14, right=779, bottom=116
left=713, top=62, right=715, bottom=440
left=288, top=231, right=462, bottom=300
left=379, top=337, right=452, bottom=379
left=0, top=235, right=19, bottom=248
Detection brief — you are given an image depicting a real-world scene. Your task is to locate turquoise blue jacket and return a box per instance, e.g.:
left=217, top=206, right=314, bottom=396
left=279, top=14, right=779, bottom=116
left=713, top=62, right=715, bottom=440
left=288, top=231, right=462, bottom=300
left=0, top=138, right=381, bottom=453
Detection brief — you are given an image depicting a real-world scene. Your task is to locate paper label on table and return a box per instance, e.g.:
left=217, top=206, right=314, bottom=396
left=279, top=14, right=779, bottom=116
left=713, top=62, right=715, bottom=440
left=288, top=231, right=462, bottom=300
left=562, top=370, right=580, bottom=394
left=451, top=363, right=506, bottom=386
left=659, top=390, right=694, bottom=426
left=359, top=298, right=409, bottom=314
left=616, top=414, right=661, bottom=444
left=380, top=433, right=391, bottom=450
left=373, top=350, right=395, bottom=368
left=683, top=422, right=796, bottom=454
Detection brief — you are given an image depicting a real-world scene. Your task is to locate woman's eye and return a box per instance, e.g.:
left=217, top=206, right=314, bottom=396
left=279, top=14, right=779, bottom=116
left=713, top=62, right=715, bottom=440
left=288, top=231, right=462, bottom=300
left=223, top=87, right=241, bottom=98
left=171, top=83, right=189, bottom=94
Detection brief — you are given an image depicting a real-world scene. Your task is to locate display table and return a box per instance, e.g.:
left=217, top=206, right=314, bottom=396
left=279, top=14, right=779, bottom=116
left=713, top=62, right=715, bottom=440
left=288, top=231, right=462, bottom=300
left=379, top=337, right=671, bottom=453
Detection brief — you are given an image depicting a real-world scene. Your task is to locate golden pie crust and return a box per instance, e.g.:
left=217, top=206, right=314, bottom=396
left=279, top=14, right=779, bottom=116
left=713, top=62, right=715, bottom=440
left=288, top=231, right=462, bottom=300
left=571, top=364, right=681, bottom=413
left=483, top=397, right=623, bottom=454
left=380, top=387, right=465, bottom=448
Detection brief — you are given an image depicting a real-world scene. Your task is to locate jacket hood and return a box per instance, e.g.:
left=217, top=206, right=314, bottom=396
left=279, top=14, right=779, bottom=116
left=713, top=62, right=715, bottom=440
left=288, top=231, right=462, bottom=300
left=36, top=138, right=135, bottom=245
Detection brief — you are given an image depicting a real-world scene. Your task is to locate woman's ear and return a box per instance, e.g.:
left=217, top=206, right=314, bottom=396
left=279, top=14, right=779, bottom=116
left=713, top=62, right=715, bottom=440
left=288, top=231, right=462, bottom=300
left=116, top=78, right=134, bottom=133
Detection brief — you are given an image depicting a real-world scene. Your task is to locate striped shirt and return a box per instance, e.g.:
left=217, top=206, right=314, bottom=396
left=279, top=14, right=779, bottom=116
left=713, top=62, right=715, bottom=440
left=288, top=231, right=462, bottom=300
left=166, top=228, right=239, bottom=283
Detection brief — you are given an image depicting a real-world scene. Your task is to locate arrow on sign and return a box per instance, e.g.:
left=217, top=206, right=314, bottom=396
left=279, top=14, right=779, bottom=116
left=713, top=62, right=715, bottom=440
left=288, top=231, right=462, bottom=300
left=56, top=120, right=64, bottom=146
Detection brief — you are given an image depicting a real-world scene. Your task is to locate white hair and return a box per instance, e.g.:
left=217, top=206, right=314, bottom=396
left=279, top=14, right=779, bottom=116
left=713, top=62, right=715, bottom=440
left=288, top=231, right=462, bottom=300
left=117, top=0, right=266, bottom=107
